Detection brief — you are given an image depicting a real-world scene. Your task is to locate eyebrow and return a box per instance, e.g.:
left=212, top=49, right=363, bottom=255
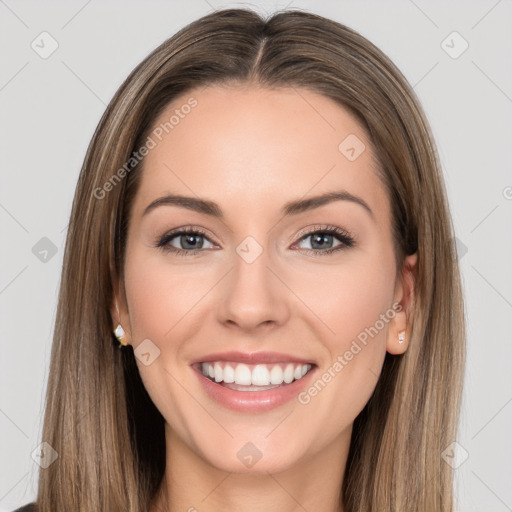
left=142, top=190, right=373, bottom=219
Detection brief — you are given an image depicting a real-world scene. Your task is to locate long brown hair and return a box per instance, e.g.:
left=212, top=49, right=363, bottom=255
left=35, top=7, right=465, bottom=511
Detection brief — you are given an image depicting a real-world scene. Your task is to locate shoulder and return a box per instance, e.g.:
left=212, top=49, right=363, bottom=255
left=12, top=504, right=37, bottom=512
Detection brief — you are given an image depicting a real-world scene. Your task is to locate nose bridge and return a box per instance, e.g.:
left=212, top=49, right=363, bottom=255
left=217, top=233, right=289, bottom=330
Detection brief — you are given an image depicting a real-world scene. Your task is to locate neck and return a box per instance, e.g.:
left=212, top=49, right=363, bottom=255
left=149, top=424, right=350, bottom=512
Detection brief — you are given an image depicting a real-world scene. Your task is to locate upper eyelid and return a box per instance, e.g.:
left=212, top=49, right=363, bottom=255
left=163, top=227, right=217, bottom=244
left=294, top=224, right=352, bottom=239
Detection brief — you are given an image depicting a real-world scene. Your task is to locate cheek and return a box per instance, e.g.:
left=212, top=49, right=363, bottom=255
left=292, top=252, right=396, bottom=347
left=123, top=244, right=206, bottom=341
left=122, top=246, right=200, bottom=426
left=291, top=252, right=396, bottom=418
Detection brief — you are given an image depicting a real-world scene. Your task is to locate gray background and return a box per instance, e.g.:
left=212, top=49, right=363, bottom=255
left=1, top=0, right=511, bottom=510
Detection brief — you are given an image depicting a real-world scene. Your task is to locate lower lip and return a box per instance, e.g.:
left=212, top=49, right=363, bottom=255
left=192, top=364, right=317, bottom=413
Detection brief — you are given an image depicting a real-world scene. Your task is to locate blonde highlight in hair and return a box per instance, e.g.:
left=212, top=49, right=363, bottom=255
left=35, top=8, right=465, bottom=511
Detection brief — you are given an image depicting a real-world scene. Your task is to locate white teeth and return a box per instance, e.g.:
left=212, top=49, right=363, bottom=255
left=270, top=365, right=283, bottom=385
left=251, top=365, right=270, bottom=386
left=214, top=362, right=223, bottom=383
left=200, top=361, right=313, bottom=386
left=283, top=363, right=294, bottom=384
left=234, top=363, right=252, bottom=385
left=223, top=364, right=235, bottom=383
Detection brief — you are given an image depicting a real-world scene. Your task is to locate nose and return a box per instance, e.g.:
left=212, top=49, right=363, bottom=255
left=216, top=243, right=290, bottom=333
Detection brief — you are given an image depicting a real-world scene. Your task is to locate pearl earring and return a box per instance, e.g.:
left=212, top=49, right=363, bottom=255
left=114, top=324, right=127, bottom=346
left=113, top=300, right=128, bottom=347
left=398, top=331, right=405, bottom=344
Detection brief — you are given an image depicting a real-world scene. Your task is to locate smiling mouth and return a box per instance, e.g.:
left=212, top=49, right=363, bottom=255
left=194, top=361, right=314, bottom=391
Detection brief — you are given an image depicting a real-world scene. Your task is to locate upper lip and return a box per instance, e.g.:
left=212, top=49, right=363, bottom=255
left=190, top=351, right=316, bottom=366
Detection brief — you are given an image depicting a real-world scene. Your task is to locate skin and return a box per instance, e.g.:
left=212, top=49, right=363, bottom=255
left=112, top=84, right=417, bottom=512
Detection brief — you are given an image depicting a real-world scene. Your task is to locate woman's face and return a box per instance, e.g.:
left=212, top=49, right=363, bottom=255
left=116, top=84, right=415, bottom=474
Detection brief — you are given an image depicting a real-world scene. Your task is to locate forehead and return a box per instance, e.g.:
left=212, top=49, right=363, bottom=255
left=132, top=84, right=388, bottom=222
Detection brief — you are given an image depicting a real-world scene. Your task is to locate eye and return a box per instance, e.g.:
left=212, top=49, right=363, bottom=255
left=155, top=224, right=355, bottom=257
left=156, top=227, right=217, bottom=256
left=292, top=225, right=355, bottom=256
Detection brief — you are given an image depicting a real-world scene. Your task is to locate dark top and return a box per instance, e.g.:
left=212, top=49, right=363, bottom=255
left=12, top=504, right=36, bottom=512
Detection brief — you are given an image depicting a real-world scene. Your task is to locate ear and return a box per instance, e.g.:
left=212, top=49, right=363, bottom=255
left=110, top=273, right=132, bottom=346
left=386, top=252, right=418, bottom=355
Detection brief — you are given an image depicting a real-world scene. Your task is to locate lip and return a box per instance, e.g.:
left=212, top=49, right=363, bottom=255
left=190, top=351, right=316, bottom=365
left=191, top=363, right=318, bottom=413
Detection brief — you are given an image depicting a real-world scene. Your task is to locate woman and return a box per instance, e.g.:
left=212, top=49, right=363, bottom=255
left=15, top=7, right=465, bottom=512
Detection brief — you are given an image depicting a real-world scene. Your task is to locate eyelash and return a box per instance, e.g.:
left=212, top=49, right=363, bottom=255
left=156, top=224, right=355, bottom=257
